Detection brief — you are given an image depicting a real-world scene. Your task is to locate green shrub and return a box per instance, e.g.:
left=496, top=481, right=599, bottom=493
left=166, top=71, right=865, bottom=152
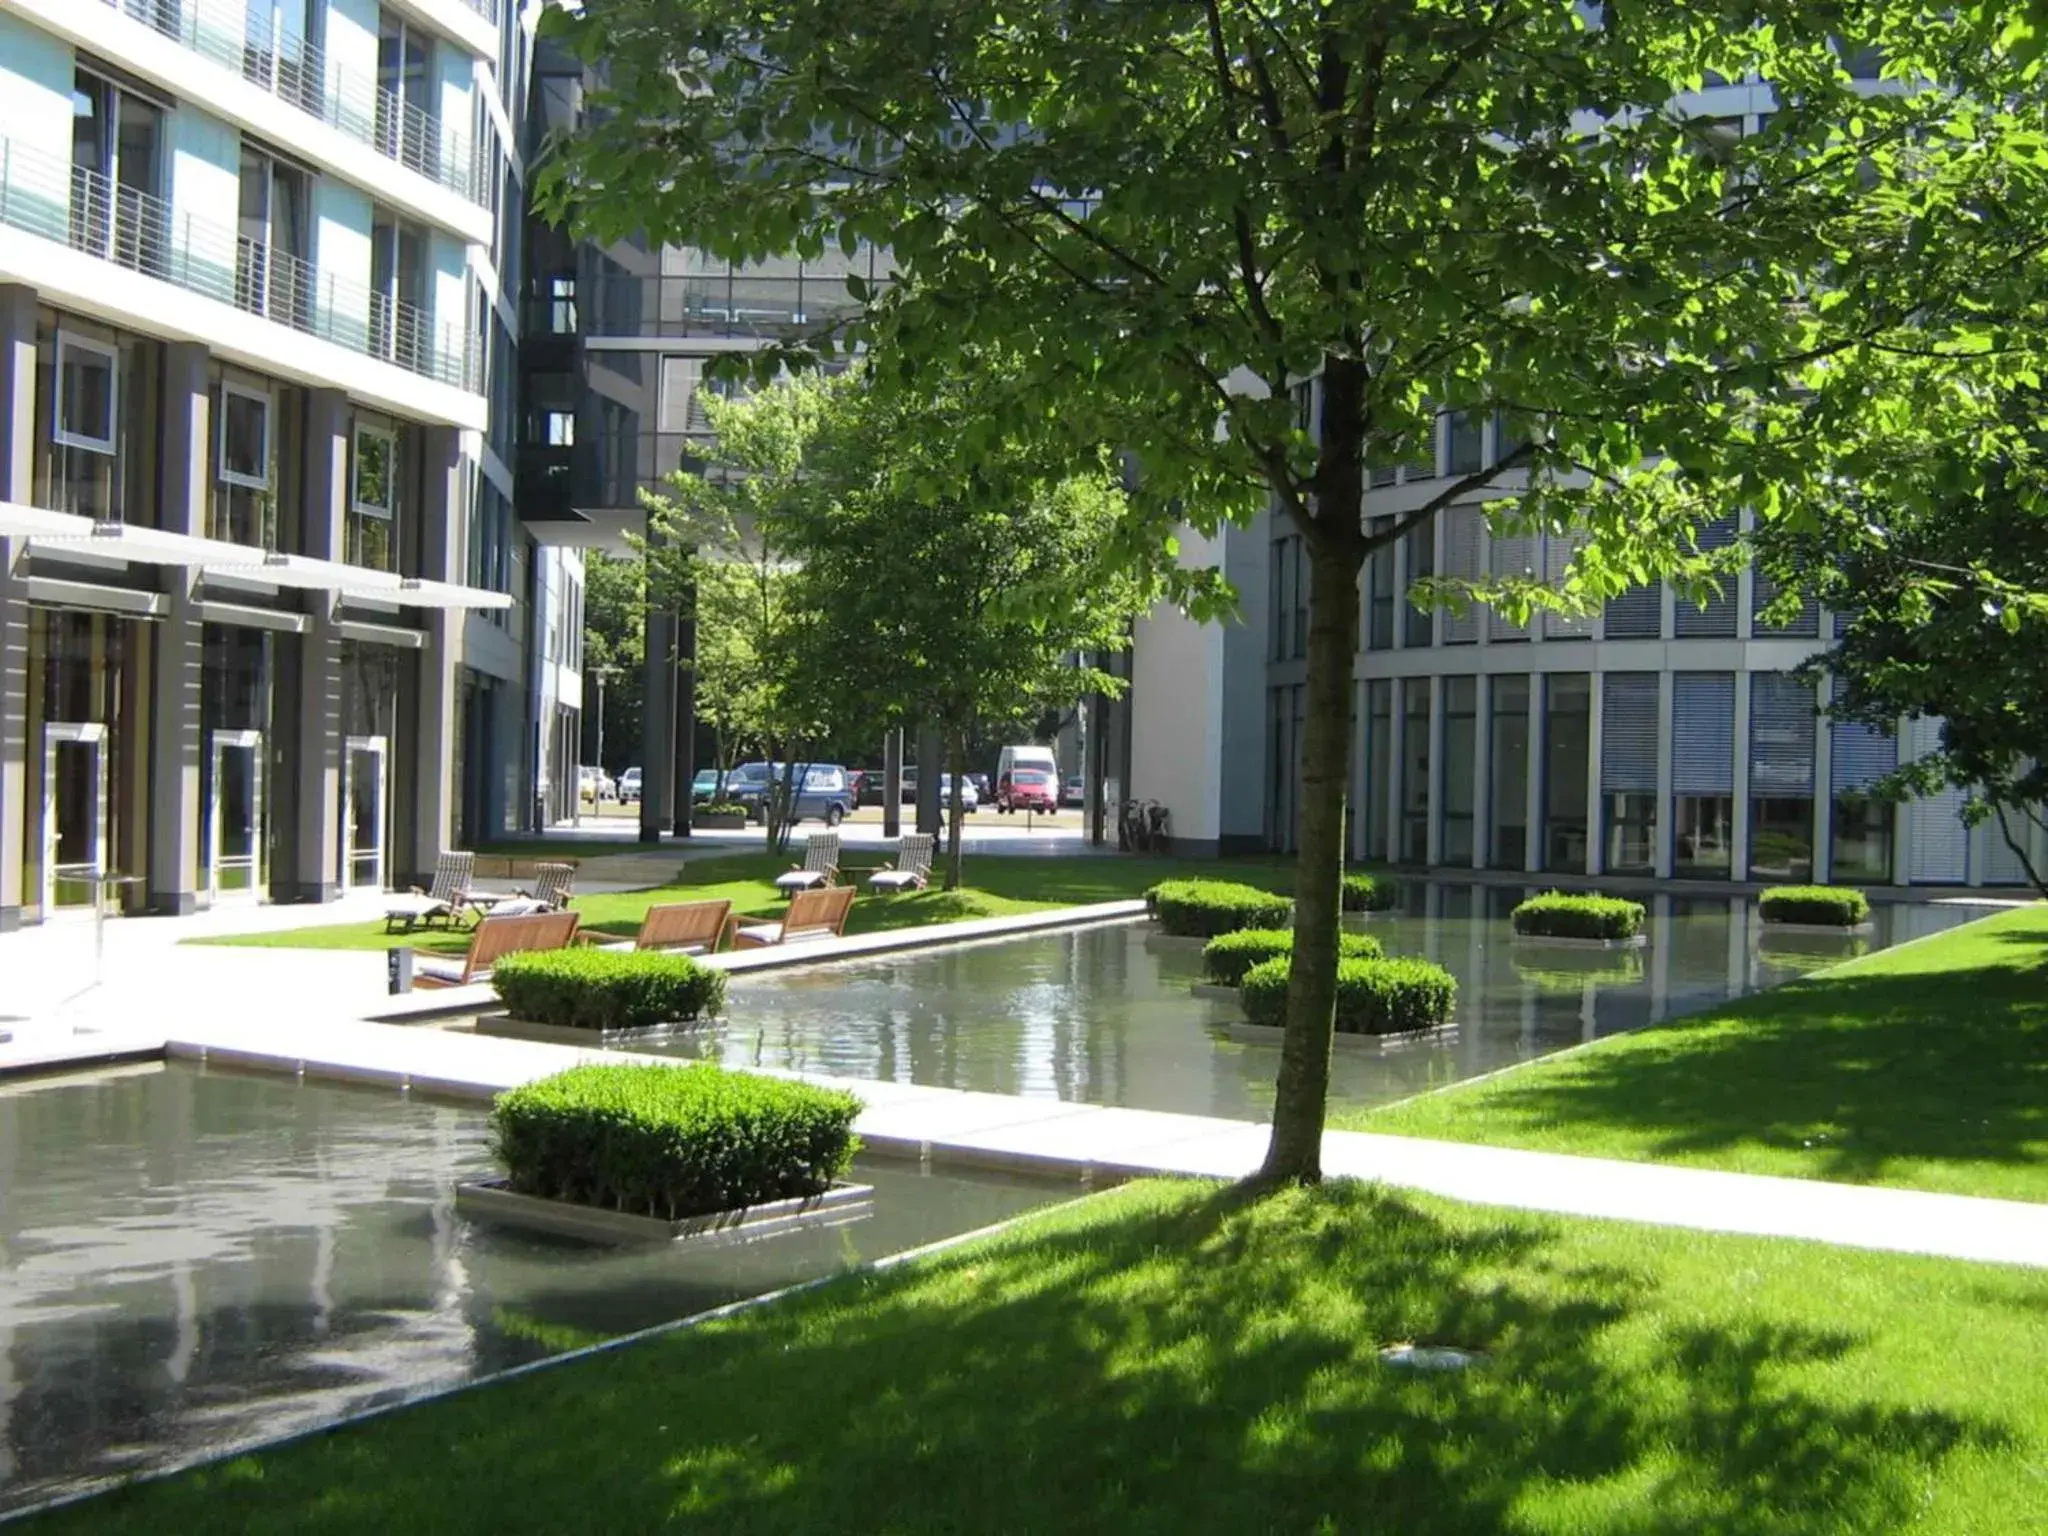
left=1341, top=871, right=1398, bottom=912
left=1147, top=879, right=1291, bottom=938
left=1510, top=892, right=1646, bottom=942
left=1759, top=885, right=1871, bottom=927
left=1239, top=955, right=1456, bottom=1036
left=493, top=948, right=727, bottom=1032
left=1201, top=928, right=1383, bottom=986
left=490, top=1063, right=862, bottom=1220
left=696, top=800, right=751, bottom=818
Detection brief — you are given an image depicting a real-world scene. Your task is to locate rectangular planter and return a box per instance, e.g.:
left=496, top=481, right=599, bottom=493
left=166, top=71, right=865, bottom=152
left=456, top=1178, right=875, bottom=1247
left=1758, top=920, right=1876, bottom=937
left=1190, top=981, right=1240, bottom=1001
left=692, top=813, right=747, bottom=830
left=1224, top=1020, right=1456, bottom=1051
left=474, top=1013, right=714, bottom=1047
left=1509, top=933, right=1647, bottom=952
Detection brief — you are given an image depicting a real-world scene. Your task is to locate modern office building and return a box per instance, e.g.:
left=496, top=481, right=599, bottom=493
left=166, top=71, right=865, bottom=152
left=0, top=0, right=553, bottom=927
left=1129, top=401, right=2040, bottom=886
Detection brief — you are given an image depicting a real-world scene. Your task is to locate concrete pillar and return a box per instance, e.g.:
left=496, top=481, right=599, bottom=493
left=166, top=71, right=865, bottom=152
left=1084, top=693, right=1106, bottom=844
left=673, top=594, right=696, bottom=836
left=0, top=287, right=33, bottom=931
left=883, top=727, right=902, bottom=839
left=1731, top=670, right=1753, bottom=880
left=410, top=428, right=462, bottom=884
left=301, top=390, right=349, bottom=560
left=1811, top=675, right=1834, bottom=882
left=148, top=573, right=203, bottom=913
left=159, top=343, right=209, bottom=537
left=639, top=606, right=674, bottom=841
left=915, top=724, right=942, bottom=837
left=0, top=540, right=25, bottom=930
left=295, top=594, right=343, bottom=901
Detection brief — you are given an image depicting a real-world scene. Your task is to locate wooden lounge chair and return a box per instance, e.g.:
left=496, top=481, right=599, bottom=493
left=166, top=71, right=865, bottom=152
left=384, top=851, right=476, bottom=932
left=774, top=832, right=840, bottom=895
left=530, top=862, right=577, bottom=911
left=868, top=833, right=935, bottom=894
left=607, top=898, right=734, bottom=955
left=732, top=884, right=856, bottom=949
left=412, top=910, right=582, bottom=989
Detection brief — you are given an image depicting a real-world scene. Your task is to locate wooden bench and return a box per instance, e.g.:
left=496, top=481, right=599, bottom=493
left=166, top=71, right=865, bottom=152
left=610, top=898, right=734, bottom=955
left=732, top=885, right=856, bottom=949
left=774, top=832, right=841, bottom=895
left=412, top=910, right=582, bottom=988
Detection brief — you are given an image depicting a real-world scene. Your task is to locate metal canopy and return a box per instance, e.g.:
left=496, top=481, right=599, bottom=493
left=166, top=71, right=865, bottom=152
left=0, top=502, right=513, bottom=610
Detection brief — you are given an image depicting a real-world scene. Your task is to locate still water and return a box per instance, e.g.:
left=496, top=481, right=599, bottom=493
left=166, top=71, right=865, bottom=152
left=644, top=885, right=1982, bottom=1122
left=0, top=1064, right=1070, bottom=1515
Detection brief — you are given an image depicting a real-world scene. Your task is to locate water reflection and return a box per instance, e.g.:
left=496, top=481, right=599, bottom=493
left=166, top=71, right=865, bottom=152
left=658, top=885, right=1979, bottom=1122
left=0, top=1065, right=1067, bottom=1515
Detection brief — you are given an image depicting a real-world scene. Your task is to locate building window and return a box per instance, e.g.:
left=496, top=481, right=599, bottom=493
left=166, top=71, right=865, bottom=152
left=1601, top=672, right=1659, bottom=875
left=1400, top=678, right=1431, bottom=863
left=1674, top=514, right=1738, bottom=637
left=1440, top=677, right=1476, bottom=865
left=1365, top=517, right=1395, bottom=650
left=1402, top=523, right=1434, bottom=647
left=1749, top=672, right=1816, bottom=880
left=1445, top=409, right=1484, bottom=477
left=1543, top=673, right=1591, bottom=872
left=1364, top=680, right=1392, bottom=861
left=1603, top=580, right=1662, bottom=639
left=1829, top=685, right=1898, bottom=883
left=212, top=380, right=274, bottom=547
left=544, top=410, right=575, bottom=446
left=348, top=422, right=398, bottom=571
left=1672, top=672, right=1736, bottom=877
left=1489, top=676, right=1529, bottom=869
left=55, top=333, right=117, bottom=454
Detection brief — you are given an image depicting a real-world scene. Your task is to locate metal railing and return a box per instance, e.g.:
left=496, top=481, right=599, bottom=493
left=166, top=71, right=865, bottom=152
left=0, top=137, right=476, bottom=392
left=101, top=0, right=486, bottom=208
left=580, top=269, right=892, bottom=340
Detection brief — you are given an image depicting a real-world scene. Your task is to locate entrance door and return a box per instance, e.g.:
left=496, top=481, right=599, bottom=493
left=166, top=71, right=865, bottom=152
left=43, top=723, right=109, bottom=913
left=209, top=729, right=265, bottom=903
left=341, top=735, right=389, bottom=893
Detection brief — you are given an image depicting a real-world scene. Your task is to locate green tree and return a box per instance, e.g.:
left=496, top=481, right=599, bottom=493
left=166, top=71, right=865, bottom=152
left=772, top=365, right=1156, bottom=889
left=581, top=550, right=646, bottom=777
left=546, top=0, right=2048, bottom=1182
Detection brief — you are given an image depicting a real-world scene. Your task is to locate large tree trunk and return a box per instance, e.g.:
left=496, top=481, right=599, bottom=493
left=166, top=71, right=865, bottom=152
left=944, top=730, right=968, bottom=890
left=1258, top=362, right=1369, bottom=1186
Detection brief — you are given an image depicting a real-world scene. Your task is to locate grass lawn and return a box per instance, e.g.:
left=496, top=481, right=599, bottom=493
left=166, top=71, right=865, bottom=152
left=37, top=1179, right=2048, bottom=1535
left=1348, top=903, right=2048, bottom=1204
left=188, top=852, right=1295, bottom=955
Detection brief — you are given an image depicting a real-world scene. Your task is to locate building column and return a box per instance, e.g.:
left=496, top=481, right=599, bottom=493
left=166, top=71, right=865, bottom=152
left=1383, top=689, right=1405, bottom=865
left=1731, top=670, right=1753, bottom=881
left=1653, top=670, right=1675, bottom=879
left=673, top=589, right=696, bottom=837
left=1524, top=673, right=1545, bottom=874
left=1583, top=673, right=1605, bottom=877
left=410, top=428, right=461, bottom=886
left=147, top=345, right=209, bottom=913
left=1423, top=675, right=1444, bottom=867
left=640, top=606, right=674, bottom=841
left=295, top=594, right=343, bottom=902
left=0, top=286, right=34, bottom=931
left=915, top=723, right=942, bottom=837
left=1469, top=677, right=1489, bottom=871
left=1810, top=676, right=1834, bottom=883
left=302, top=391, right=349, bottom=561
left=883, top=727, right=903, bottom=839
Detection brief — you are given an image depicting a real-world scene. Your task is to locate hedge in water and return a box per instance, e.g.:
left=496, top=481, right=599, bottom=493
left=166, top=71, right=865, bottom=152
left=1510, top=892, right=1647, bottom=942
left=490, top=1063, right=862, bottom=1220
left=1201, top=928, right=1383, bottom=987
left=1341, top=871, right=1398, bottom=912
left=1240, top=955, right=1455, bottom=1036
left=1759, top=885, right=1872, bottom=927
left=1147, top=879, right=1291, bottom=938
left=493, top=948, right=727, bottom=1031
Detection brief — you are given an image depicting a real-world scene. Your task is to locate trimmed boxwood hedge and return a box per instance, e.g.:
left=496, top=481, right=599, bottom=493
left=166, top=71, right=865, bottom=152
left=490, top=1063, right=862, bottom=1220
left=1239, top=954, right=1456, bottom=1036
left=1148, top=879, right=1291, bottom=938
left=1759, top=885, right=1871, bottom=927
left=1510, top=892, right=1647, bottom=942
left=493, top=948, right=727, bottom=1032
left=1341, top=871, right=1398, bottom=913
left=1200, top=928, right=1384, bottom=987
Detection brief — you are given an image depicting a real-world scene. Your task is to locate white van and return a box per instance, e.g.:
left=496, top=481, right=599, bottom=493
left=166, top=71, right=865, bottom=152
left=996, top=744, right=1058, bottom=781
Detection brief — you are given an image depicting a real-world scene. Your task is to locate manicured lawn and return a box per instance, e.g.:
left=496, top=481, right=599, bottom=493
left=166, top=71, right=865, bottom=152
left=37, top=1179, right=2048, bottom=1535
left=188, top=852, right=1295, bottom=955
left=1348, top=903, right=2048, bottom=1203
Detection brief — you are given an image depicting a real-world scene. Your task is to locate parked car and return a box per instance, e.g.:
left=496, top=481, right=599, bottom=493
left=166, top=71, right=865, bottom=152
left=724, top=762, right=855, bottom=825
left=1064, top=775, right=1085, bottom=807
left=997, top=745, right=1059, bottom=785
left=617, top=767, right=642, bottom=803
left=578, top=765, right=616, bottom=802
left=899, top=766, right=919, bottom=805
left=996, top=767, right=1060, bottom=814
left=941, top=774, right=979, bottom=813
left=691, top=769, right=721, bottom=803
left=968, top=772, right=993, bottom=800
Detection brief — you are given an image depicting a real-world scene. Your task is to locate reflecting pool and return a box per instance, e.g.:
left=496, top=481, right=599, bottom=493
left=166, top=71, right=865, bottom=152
left=0, top=1064, right=1069, bottom=1515
left=640, top=885, right=1983, bottom=1122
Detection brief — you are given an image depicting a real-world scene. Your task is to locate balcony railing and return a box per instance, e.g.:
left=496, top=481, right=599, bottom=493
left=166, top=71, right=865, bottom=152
left=101, top=0, right=486, bottom=209
left=0, top=137, right=477, bottom=393
left=578, top=270, right=893, bottom=340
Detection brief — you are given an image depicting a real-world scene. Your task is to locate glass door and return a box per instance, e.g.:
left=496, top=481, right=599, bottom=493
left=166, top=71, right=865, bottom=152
left=43, top=723, right=109, bottom=913
left=342, top=735, right=388, bottom=892
left=209, top=730, right=265, bottom=902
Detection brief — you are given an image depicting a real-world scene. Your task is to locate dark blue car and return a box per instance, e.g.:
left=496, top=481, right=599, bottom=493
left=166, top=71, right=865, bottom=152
left=724, top=762, right=853, bottom=826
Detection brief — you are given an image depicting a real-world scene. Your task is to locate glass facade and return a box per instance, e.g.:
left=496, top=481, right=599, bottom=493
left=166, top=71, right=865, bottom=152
left=1488, top=676, right=1529, bottom=868
left=1542, top=673, right=1591, bottom=873
left=1440, top=677, right=1476, bottom=866
left=1364, top=680, right=1392, bottom=861
left=1749, top=673, right=1816, bottom=881
left=1400, top=678, right=1431, bottom=864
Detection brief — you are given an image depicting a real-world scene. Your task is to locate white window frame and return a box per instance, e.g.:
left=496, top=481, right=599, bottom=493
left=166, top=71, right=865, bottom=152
left=351, top=423, right=398, bottom=521
left=53, top=332, right=119, bottom=455
left=217, top=380, right=272, bottom=490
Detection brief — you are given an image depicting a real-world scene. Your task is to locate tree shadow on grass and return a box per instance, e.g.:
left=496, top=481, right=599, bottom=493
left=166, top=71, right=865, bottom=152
left=1443, top=952, right=2048, bottom=1190
left=66, top=1183, right=2011, bottom=1536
